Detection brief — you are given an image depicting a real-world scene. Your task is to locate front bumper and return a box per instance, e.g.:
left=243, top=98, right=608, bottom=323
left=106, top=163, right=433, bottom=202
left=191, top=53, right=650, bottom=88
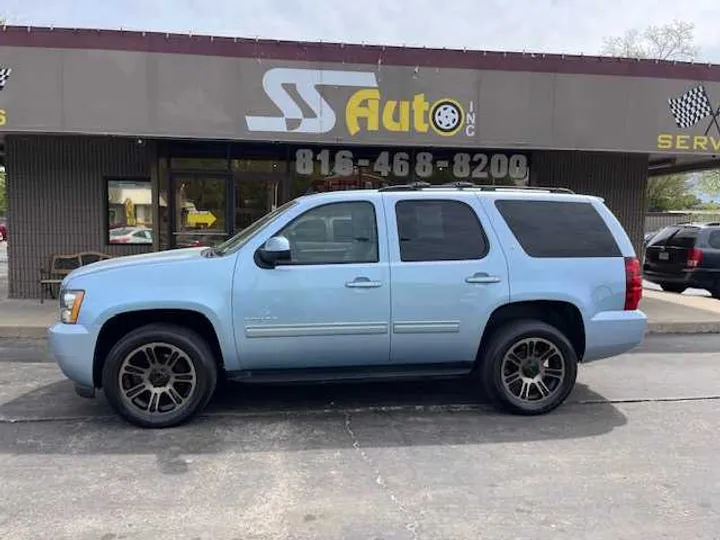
left=583, top=309, right=648, bottom=362
left=48, top=322, right=96, bottom=389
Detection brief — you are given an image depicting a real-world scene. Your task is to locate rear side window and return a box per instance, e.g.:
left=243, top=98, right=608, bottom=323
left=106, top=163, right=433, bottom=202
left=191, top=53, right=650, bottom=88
left=666, top=227, right=699, bottom=248
left=495, top=200, right=621, bottom=258
left=708, top=230, right=720, bottom=249
left=395, top=200, right=488, bottom=262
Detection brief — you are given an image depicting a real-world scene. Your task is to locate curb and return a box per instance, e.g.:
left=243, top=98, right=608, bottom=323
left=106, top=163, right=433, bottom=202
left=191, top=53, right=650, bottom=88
left=646, top=321, right=720, bottom=335
left=0, top=327, right=48, bottom=339
left=0, top=321, right=719, bottom=340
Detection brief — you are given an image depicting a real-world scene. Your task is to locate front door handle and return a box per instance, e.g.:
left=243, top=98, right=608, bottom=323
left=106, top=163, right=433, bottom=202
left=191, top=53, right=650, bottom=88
left=346, top=277, right=382, bottom=289
left=465, top=272, right=502, bottom=284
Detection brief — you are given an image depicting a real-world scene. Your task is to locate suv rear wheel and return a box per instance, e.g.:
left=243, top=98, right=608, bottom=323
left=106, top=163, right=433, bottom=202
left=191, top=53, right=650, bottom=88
left=102, top=323, right=218, bottom=428
left=480, top=320, right=578, bottom=415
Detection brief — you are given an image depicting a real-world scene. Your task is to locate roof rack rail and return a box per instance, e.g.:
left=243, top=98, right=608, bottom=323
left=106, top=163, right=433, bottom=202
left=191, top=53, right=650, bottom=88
left=377, top=182, right=432, bottom=192
left=441, top=181, right=478, bottom=189
left=378, top=182, right=574, bottom=194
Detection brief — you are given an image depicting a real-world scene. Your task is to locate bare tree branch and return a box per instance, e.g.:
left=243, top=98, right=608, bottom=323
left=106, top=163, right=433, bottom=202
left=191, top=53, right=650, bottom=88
left=601, top=19, right=699, bottom=61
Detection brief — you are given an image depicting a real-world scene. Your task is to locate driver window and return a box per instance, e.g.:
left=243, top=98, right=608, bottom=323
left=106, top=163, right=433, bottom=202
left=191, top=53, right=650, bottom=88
left=277, top=201, right=378, bottom=264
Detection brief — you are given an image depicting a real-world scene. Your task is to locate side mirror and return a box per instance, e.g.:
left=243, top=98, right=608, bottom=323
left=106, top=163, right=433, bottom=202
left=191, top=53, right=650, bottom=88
left=258, top=235, right=291, bottom=267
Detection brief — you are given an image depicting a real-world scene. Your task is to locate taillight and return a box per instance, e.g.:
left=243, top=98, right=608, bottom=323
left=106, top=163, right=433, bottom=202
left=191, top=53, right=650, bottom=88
left=687, top=248, right=703, bottom=268
left=624, top=256, right=642, bottom=311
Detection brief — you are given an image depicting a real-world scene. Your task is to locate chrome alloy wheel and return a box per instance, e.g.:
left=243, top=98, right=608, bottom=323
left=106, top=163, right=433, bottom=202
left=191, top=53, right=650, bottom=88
left=118, top=342, right=197, bottom=415
left=500, top=337, right=566, bottom=404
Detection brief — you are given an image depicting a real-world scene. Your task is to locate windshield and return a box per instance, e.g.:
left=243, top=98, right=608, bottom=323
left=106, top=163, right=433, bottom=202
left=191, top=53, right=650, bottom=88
left=214, top=199, right=298, bottom=256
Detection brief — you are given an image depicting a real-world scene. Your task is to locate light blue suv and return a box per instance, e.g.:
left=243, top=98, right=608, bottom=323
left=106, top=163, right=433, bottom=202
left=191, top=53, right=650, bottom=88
left=49, top=183, right=647, bottom=428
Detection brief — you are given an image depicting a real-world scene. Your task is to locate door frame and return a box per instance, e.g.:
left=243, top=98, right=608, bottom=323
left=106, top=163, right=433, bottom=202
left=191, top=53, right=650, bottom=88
left=167, top=170, right=287, bottom=249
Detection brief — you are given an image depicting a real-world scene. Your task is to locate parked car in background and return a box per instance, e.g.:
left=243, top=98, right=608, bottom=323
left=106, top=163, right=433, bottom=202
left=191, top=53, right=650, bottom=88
left=0, top=222, right=6, bottom=242
left=644, top=229, right=659, bottom=249
left=174, top=232, right=225, bottom=249
left=49, top=184, right=646, bottom=428
left=643, top=222, right=720, bottom=297
left=109, top=226, right=153, bottom=245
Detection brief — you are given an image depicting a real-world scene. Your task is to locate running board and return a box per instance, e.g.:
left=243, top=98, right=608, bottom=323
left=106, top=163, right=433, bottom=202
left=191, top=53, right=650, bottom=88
left=226, top=362, right=474, bottom=385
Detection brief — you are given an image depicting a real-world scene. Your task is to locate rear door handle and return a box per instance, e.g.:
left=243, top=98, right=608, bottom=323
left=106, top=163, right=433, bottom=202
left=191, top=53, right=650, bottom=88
left=346, top=277, right=383, bottom=289
left=465, top=273, right=502, bottom=284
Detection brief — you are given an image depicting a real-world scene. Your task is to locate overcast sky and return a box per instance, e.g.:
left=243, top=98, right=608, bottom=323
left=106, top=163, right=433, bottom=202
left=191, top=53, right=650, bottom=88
left=2, top=0, right=720, bottom=62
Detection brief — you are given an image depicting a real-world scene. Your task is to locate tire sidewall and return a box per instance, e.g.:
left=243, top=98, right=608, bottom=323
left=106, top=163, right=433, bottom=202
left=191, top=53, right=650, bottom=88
left=482, top=320, right=578, bottom=415
left=102, top=324, right=217, bottom=428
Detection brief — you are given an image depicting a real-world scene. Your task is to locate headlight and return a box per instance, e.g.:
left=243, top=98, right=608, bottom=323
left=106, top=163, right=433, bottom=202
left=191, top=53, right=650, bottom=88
left=59, top=289, right=85, bottom=324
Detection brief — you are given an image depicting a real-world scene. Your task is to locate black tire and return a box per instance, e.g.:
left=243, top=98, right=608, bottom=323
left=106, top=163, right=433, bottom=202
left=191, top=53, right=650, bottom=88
left=660, top=283, right=687, bottom=294
left=480, top=320, right=578, bottom=416
left=102, top=323, right=218, bottom=428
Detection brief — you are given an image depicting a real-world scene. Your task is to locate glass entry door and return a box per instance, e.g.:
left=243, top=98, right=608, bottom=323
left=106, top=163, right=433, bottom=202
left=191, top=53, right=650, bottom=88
left=171, top=174, right=230, bottom=249
left=235, top=177, right=280, bottom=231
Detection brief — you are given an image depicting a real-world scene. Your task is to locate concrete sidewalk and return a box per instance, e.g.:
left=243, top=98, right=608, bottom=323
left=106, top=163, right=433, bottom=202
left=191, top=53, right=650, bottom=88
left=1, top=284, right=720, bottom=339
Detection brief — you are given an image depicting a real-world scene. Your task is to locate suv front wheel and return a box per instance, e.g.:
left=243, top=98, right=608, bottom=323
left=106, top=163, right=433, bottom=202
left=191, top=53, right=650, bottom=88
left=481, top=320, right=578, bottom=415
left=102, top=323, right=218, bottom=428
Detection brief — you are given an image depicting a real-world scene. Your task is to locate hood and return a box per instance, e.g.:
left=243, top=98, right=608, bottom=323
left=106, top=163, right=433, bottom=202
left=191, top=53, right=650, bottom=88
left=66, top=247, right=207, bottom=282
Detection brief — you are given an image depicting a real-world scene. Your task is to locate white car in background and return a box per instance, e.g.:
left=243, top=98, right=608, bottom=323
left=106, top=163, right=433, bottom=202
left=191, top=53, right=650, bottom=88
left=109, top=226, right=153, bottom=245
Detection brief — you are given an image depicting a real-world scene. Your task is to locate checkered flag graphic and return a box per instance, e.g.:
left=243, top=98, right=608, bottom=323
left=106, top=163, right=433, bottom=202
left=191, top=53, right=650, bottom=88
left=0, top=67, right=10, bottom=91
left=668, top=85, right=714, bottom=128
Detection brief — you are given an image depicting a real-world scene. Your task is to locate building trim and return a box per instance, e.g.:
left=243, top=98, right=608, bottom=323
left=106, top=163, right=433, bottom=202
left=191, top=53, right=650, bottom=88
left=1, top=25, right=720, bottom=81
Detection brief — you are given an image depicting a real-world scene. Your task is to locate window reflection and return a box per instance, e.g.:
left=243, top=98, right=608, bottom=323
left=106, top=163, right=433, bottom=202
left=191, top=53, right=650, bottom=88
left=107, top=179, right=153, bottom=245
left=174, top=176, right=227, bottom=249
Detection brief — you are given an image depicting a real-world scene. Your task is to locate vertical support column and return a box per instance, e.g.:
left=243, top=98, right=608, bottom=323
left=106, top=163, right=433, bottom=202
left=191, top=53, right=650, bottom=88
left=148, top=140, right=160, bottom=252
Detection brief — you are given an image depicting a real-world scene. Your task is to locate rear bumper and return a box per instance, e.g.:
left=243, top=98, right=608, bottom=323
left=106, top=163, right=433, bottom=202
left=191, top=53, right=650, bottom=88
left=583, top=310, right=647, bottom=362
left=643, top=268, right=719, bottom=290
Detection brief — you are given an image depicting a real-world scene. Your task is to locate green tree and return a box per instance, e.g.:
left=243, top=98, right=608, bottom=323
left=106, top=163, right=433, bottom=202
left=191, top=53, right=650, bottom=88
left=0, top=167, right=6, bottom=216
left=694, top=169, right=720, bottom=199
left=601, top=19, right=699, bottom=61
left=647, top=174, right=701, bottom=211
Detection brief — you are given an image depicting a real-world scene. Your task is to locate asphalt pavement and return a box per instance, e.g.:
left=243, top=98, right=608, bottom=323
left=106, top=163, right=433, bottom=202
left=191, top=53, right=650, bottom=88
left=0, top=335, right=719, bottom=539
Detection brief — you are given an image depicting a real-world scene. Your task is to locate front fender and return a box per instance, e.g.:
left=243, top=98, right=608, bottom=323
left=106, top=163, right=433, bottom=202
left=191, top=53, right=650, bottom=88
left=65, top=258, right=239, bottom=370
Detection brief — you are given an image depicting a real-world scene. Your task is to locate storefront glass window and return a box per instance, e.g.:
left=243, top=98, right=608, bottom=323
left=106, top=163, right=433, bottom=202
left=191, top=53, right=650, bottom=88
left=107, top=179, right=153, bottom=245
left=232, top=155, right=285, bottom=231
left=173, top=175, right=228, bottom=248
left=169, top=157, right=229, bottom=171
left=290, top=146, right=403, bottom=197
left=289, top=145, right=529, bottom=197
left=409, top=148, right=530, bottom=186
left=231, top=157, right=287, bottom=174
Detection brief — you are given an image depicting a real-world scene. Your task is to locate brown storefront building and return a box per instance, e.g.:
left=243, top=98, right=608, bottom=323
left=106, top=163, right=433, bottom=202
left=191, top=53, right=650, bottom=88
left=1, top=26, right=719, bottom=298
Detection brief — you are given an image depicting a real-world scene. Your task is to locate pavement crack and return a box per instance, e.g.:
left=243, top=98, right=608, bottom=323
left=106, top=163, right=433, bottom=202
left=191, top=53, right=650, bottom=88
left=2, top=395, right=720, bottom=425
left=344, top=411, right=421, bottom=540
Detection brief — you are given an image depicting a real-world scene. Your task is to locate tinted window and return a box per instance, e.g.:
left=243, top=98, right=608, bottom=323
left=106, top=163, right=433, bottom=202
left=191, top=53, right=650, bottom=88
left=708, top=230, right=720, bottom=249
left=495, top=200, right=621, bottom=258
left=278, top=202, right=378, bottom=264
left=395, top=200, right=487, bottom=262
left=667, top=227, right=699, bottom=248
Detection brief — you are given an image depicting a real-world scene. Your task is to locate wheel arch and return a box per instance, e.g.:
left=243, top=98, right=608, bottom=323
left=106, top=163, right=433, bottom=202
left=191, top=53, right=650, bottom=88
left=93, top=309, right=225, bottom=388
left=477, top=300, right=586, bottom=364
